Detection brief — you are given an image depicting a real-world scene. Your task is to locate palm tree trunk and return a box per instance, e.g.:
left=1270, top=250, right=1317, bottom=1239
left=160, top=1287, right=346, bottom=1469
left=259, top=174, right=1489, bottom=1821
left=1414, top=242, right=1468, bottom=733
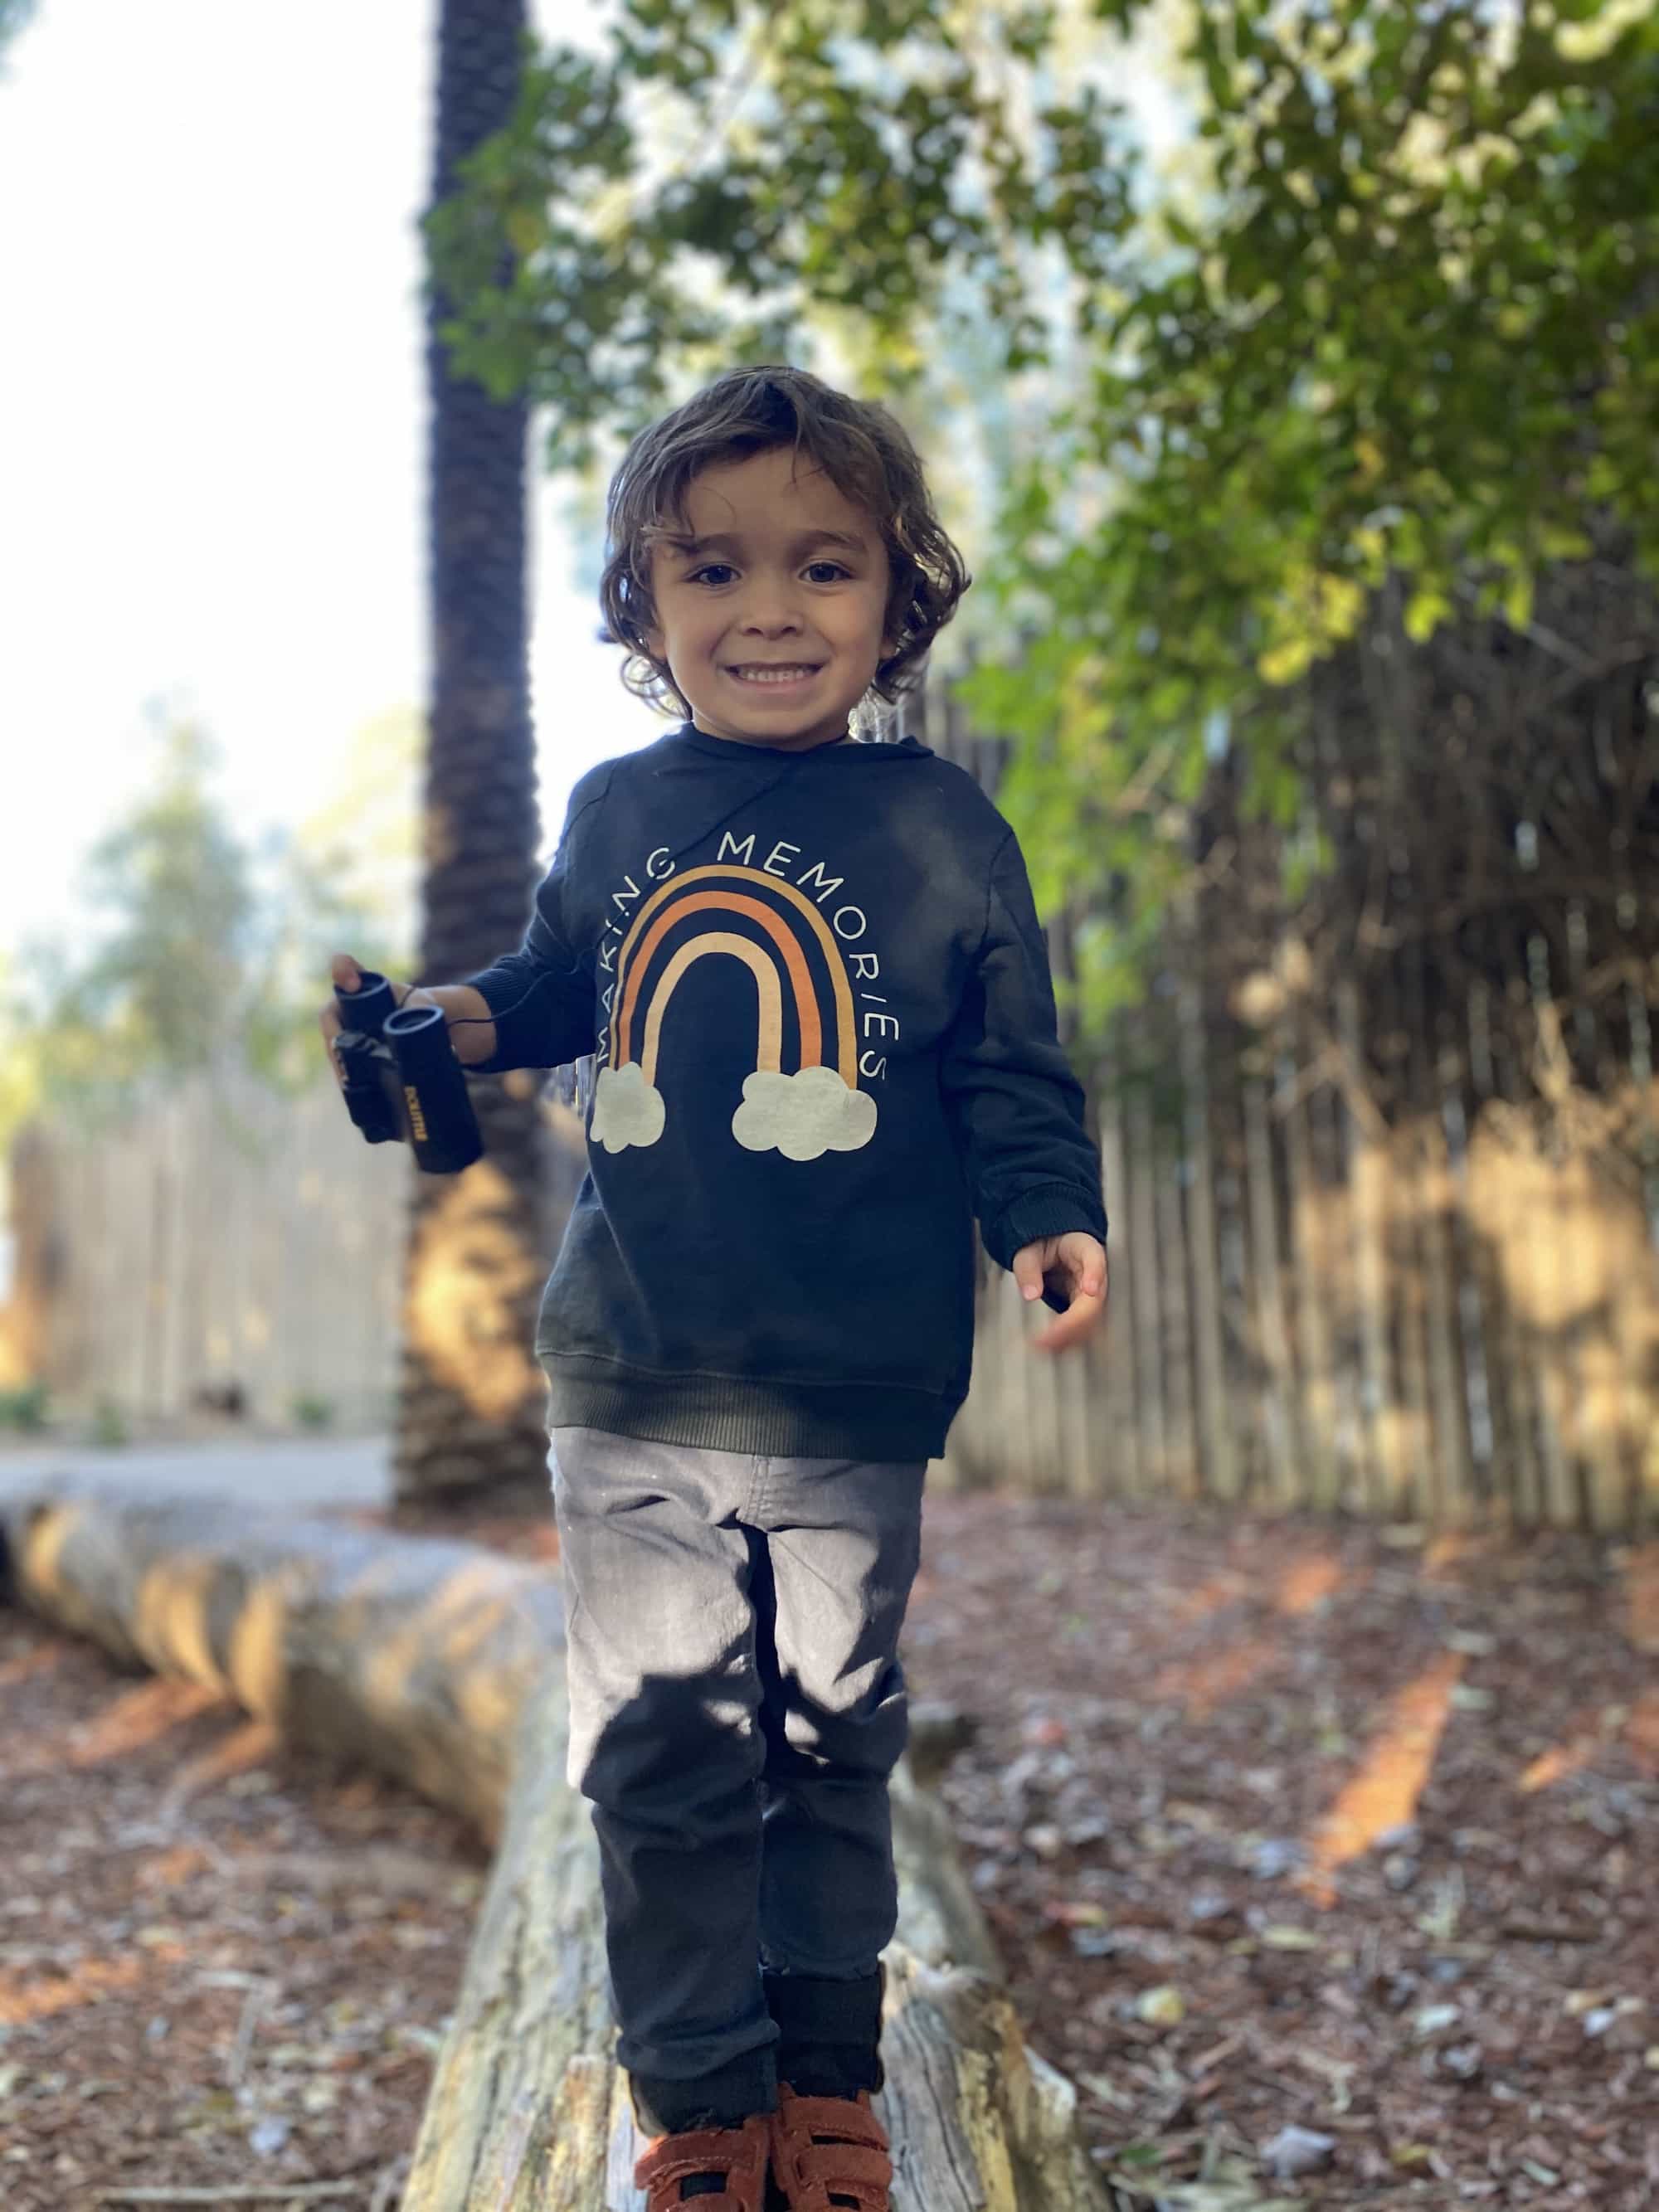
left=397, top=0, right=550, bottom=1505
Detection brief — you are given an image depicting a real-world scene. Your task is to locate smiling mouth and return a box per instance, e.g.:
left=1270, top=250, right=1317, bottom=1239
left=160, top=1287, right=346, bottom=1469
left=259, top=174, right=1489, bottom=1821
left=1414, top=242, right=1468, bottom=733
left=725, top=664, right=824, bottom=685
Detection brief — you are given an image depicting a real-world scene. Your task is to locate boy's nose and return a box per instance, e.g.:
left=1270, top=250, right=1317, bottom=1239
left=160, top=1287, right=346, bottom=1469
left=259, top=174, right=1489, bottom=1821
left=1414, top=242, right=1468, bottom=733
left=733, top=581, right=805, bottom=633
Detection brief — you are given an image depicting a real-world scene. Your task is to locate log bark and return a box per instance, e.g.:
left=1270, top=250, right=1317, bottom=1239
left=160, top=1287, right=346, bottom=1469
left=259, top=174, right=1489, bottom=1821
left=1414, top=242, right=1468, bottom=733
left=0, top=1481, right=1112, bottom=2211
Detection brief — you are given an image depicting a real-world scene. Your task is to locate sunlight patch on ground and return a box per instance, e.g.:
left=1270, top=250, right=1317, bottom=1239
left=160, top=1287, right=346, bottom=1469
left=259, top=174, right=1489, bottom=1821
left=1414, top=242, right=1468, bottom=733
left=1170, top=1571, right=1253, bottom=1626
left=1626, top=1688, right=1659, bottom=1769
left=134, top=1842, right=217, bottom=1894
left=1301, top=1651, right=1465, bottom=1903
left=65, top=1677, right=226, bottom=1769
left=0, top=1953, right=144, bottom=2027
left=1422, top=1531, right=1494, bottom=1576
left=1149, top=1554, right=1346, bottom=1718
left=160, top=1717, right=282, bottom=1813
left=1151, top=1636, right=1282, bottom=1721
left=0, top=1674, right=227, bottom=1784
left=0, top=1641, right=66, bottom=1691
left=1272, top=1553, right=1345, bottom=1616
left=1621, top=1542, right=1659, bottom=1654
left=1519, top=1739, right=1593, bottom=1794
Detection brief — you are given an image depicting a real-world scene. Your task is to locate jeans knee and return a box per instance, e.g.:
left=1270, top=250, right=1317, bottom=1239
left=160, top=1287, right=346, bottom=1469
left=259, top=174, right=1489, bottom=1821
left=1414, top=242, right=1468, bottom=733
left=764, top=1675, right=908, bottom=1788
left=577, top=1667, right=763, bottom=1819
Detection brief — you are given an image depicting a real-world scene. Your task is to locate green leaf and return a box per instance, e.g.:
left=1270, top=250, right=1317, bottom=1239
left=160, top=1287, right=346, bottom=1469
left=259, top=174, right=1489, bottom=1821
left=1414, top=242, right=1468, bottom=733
left=1404, top=585, right=1453, bottom=643
left=1502, top=566, right=1536, bottom=630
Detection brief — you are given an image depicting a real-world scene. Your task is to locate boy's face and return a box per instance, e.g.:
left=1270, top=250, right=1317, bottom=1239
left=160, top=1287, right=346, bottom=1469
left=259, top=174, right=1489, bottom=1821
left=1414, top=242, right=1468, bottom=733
left=645, top=446, right=895, bottom=751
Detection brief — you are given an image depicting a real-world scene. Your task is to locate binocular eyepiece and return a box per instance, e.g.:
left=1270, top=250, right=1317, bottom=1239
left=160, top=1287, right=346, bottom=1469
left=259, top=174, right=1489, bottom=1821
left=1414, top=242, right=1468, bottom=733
left=332, top=970, right=484, bottom=1175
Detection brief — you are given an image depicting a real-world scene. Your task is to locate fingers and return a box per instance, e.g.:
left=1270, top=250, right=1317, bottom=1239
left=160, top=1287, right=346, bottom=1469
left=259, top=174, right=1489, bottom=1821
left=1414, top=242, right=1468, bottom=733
left=1011, top=1234, right=1107, bottom=1340
left=1029, top=1247, right=1110, bottom=1353
left=319, top=954, right=362, bottom=1090
left=1058, top=1232, right=1107, bottom=1300
left=1031, top=1279, right=1108, bottom=1354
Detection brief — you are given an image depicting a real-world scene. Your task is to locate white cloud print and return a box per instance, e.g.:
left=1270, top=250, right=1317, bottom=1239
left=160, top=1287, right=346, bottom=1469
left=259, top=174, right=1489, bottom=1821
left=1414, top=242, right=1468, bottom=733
left=590, top=1062, right=666, bottom=1152
left=731, top=1066, right=877, bottom=1160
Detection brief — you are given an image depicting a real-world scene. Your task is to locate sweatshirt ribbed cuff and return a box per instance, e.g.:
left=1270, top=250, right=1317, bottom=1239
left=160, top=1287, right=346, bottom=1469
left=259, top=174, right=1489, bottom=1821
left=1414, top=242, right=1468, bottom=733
left=460, top=961, right=547, bottom=1074
left=985, top=1183, right=1108, bottom=1273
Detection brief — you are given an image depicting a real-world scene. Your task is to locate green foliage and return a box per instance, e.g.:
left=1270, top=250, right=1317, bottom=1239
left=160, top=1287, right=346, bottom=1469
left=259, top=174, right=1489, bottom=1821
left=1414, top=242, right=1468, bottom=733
left=90, top=1397, right=129, bottom=1448
left=240, top=834, right=411, bottom=1097
left=962, top=0, right=1659, bottom=1003
left=426, top=1, right=1136, bottom=467
left=1, top=713, right=411, bottom=1150
left=38, top=720, right=259, bottom=1086
left=290, top=1391, right=336, bottom=1432
left=0, top=1380, right=50, bottom=1432
left=428, top=0, right=1657, bottom=1028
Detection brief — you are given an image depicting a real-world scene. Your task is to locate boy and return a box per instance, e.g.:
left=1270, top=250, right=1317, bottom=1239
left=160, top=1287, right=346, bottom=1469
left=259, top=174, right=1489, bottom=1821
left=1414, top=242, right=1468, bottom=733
left=323, top=365, right=1107, bottom=2210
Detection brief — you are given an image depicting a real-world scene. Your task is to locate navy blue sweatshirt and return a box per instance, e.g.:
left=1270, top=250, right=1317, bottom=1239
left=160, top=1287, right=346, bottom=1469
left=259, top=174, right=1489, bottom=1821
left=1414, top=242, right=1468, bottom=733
left=464, top=722, right=1107, bottom=1460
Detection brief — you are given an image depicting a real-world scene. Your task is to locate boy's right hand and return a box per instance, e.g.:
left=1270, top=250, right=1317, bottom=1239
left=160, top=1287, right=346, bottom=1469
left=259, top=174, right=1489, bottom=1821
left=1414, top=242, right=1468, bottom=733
left=318, top=953, right=412, bottom=1088
left=320, top=958, right=498, bottom=1074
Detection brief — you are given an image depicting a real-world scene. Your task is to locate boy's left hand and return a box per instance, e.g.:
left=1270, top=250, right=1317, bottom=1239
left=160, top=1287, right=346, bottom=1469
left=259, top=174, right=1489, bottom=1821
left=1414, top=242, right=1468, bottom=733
left=1011, top=1232, right=1108, bottom=1353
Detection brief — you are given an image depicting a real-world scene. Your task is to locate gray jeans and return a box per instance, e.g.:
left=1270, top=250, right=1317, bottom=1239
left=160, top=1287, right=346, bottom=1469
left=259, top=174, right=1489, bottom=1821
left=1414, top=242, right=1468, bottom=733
left=549, top=1425, right=927, bottom=2132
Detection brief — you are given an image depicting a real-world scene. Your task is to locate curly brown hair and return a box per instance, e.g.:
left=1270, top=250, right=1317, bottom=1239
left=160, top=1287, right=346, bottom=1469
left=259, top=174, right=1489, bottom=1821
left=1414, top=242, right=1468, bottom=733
left=598, top=365, right=970, bottom=719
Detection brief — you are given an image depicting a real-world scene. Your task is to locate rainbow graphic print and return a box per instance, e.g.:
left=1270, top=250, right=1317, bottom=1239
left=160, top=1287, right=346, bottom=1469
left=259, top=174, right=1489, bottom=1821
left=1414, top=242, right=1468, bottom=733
left=589, top=863, right=878, bottom=1160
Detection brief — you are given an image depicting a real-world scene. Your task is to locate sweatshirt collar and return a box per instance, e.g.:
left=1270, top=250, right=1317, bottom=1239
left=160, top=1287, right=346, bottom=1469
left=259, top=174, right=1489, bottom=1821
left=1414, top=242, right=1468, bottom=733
left=669, top=722, right=931, bottom=764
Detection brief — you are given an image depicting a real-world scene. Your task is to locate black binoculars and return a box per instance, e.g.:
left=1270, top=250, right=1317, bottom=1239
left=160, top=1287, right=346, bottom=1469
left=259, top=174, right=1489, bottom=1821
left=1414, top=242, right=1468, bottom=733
left=332, top=970, right=484, bottom=1175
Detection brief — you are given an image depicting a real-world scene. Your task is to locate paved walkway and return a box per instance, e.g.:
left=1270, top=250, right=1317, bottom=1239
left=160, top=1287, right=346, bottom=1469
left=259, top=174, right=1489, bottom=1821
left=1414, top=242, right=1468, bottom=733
left=0, top=1434, right=392, bottom=1510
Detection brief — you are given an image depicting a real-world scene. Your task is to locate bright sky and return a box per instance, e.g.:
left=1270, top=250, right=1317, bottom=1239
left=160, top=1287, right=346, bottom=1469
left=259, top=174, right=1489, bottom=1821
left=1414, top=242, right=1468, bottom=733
left=0, top=0, right=659, bottom=961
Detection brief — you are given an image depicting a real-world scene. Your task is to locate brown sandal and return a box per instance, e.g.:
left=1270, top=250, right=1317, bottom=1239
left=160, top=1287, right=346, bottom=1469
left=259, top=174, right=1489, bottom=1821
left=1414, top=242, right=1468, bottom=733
left=766, top=2084, right=893, bottom=2211
left=634, top=2113, right=771, bottom=2212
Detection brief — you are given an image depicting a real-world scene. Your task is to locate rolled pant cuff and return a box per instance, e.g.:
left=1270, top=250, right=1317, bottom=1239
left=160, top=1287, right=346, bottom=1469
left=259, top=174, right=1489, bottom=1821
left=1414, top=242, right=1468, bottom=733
left=629, top=2049, right=780, bottom=2137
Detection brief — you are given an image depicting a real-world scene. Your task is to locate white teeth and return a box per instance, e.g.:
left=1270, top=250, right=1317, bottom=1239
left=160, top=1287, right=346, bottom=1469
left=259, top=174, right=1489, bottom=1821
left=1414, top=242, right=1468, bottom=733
left=731, top=665, right=818, bottom=683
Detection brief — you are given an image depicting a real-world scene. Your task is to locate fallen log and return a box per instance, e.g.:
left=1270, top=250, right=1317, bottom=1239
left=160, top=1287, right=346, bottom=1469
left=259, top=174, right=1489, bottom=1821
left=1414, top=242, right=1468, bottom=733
left=0, top=1482, right=558, bottom=1838
left=1, top=1481, right=1112, bottom=2210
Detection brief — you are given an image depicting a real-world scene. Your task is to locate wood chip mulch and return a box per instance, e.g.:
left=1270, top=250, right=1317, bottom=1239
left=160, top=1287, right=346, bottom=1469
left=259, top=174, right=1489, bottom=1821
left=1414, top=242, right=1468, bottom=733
left=2, top=1488, right=1655, bottom=2209
left=0, top=1617, right=488, bottom=2212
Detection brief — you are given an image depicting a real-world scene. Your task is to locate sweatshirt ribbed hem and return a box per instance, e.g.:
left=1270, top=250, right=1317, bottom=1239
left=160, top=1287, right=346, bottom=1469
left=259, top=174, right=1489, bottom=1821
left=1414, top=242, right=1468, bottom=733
left=539, top=1354, right=956, bottom=1461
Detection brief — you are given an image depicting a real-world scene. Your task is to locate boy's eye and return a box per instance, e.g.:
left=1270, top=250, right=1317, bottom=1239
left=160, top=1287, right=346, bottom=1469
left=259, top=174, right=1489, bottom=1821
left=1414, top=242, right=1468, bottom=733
left=684, top=561, right=852, bottom=586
